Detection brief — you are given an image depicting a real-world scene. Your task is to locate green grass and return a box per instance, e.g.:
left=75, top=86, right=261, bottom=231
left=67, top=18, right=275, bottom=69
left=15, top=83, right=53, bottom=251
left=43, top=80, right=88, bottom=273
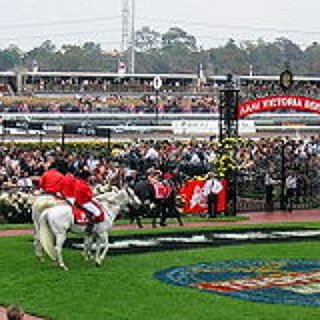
left=1, top=234, right=320, bottom=319
left=0, top=224, right=33, bottom=230
left=0, top=215, right=247, bottom=230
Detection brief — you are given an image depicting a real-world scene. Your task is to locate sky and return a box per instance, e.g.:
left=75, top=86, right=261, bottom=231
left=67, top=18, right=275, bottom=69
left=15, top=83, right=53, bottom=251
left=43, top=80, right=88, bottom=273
left=1, top=0, right=320, bottom=51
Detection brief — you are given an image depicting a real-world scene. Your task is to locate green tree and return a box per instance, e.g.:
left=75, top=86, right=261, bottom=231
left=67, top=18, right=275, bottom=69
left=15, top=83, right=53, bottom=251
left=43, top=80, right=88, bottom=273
left=0, top=45, right=22, bottom=71
left=23, top=40, right=57, bottom=71
left=209, top=39, right=249, bottom=75
left=162, top=27, right=197, bottom=51
left=245, top=39, right=283, bottom=75
left=135, top=26, right=161, bottom=52
left=303, top=42, right=320, bottom=76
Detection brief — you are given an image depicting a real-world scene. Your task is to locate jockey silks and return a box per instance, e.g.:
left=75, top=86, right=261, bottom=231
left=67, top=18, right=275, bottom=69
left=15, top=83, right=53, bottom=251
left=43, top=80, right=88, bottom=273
left=74, top=178, right=93, bottom=205
left=153, top=181, right=172, bottom=199
left=60, top=174, right=77, bottom=199
left=73, top=178, right=104, bottom=223
left=38, top=169, right=64, bottom=194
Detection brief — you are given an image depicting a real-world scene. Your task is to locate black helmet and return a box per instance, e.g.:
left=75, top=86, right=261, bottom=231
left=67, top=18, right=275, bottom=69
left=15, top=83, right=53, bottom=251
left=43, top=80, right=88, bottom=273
left=77, top=168, right=91, bottom=180
left=49, top=159, right=68, bottom=174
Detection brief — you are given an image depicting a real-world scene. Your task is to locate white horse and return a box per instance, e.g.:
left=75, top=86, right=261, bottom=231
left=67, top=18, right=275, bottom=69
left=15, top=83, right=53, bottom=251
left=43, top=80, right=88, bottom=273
left=32, top=194, right=64, bottom=261
left=38, top=187, right=140, bottom=270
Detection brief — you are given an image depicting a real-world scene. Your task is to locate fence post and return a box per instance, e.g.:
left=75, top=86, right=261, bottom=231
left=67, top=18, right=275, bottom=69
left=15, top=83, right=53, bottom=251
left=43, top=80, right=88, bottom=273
left=61, top=124, right=65, bottom=151
left=107, top=128, right=111, bottom=157
left=280, top=141, right=286, bottom=210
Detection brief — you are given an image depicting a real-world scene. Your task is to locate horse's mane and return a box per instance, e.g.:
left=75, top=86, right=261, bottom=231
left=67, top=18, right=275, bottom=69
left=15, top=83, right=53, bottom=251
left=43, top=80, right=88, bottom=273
left=94, top=189, right=127, bottom=206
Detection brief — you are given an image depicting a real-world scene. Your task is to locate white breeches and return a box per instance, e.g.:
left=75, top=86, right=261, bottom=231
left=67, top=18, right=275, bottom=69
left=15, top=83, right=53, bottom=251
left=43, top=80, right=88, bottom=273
left=83, top=202, right=101, bottom=217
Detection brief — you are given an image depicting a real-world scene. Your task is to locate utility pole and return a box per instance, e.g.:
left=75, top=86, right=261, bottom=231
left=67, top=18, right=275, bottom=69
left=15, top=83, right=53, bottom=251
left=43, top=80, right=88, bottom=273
left=130, top=0, right=135, bottom=74
left=121, top=0, right=130, bottom=53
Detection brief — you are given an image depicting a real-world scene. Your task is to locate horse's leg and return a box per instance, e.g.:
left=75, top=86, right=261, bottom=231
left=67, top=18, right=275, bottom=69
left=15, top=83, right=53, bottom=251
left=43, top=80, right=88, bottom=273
left=95, top=232, right=109, bottom=266
left=173, top=205, right=184, bottom=226
left=136, top=214, right=143, bottom=229
left=33, top=221, right=45, bottom=261
left=151, top=204, right=158, bottom=228
left=83, top=235, right=92, bottom=261
left=32, top=206, right=44, bottom=261
left=55, top=232, right=68, bottom=271
left=134, top=206, right=143, bottom=228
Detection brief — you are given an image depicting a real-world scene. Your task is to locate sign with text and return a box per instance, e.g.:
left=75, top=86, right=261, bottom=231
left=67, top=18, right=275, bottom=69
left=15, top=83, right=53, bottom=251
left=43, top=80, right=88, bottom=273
left=238, top=95, right=320, bottom=118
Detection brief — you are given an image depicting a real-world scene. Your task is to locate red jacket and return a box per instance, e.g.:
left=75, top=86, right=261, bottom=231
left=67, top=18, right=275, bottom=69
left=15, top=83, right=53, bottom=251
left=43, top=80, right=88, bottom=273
left=38, top=169, right=64, bottom=194
left=60, top=174, right=77, bottom=198
left=74, top=178, right=93, bottom=205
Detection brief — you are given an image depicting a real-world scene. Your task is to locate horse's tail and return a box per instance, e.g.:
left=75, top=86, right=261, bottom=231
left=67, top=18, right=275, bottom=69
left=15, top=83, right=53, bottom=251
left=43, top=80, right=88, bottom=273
left=39, top=211, right=57, bottom=261
left=32, top=196, right=57, bottom=230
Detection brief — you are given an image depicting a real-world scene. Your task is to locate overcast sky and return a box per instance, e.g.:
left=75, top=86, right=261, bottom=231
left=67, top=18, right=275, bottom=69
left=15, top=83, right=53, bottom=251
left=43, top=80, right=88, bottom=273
left=2, top=0, right=320, bottom=51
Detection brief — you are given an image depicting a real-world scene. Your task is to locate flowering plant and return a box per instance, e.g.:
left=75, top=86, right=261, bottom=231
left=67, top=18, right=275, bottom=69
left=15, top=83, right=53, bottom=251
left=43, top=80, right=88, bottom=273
left=214, top=137, right=241, bottom=178
left=0, top=191, right=33, bottom=223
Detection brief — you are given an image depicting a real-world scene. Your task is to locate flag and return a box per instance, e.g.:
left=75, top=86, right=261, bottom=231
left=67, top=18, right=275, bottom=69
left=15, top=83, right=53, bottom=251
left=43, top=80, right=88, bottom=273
left=179, top=179, right=227, bottom=214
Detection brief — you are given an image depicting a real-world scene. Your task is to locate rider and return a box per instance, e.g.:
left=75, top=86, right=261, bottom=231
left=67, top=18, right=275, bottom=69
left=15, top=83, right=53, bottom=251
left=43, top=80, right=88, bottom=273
left=60, top=166, right=77, bottom=205
left=73, top=168, right=104, bottom=227
left=38, top=160, right=66, bottom=197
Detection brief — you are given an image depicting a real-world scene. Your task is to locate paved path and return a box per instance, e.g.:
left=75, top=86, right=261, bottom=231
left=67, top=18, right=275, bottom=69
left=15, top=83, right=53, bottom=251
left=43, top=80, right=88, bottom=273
left=1, top=210, right=320, bottom=238
left=0, top=307, right=43, bottom=320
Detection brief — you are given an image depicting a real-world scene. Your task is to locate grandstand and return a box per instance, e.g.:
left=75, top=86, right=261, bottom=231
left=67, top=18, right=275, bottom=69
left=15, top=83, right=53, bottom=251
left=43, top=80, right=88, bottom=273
left=1, top=71, right=320, bottom=135
left=1, top=71, right=320, bottom=97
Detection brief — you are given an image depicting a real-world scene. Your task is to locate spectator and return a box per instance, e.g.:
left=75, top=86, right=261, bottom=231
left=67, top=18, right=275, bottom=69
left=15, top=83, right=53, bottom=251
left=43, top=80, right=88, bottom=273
left=285, top=170, right=298, bottom=212
left=6, top=304, right=24, bottom=320
left=203, top=172, right=223, bottom=218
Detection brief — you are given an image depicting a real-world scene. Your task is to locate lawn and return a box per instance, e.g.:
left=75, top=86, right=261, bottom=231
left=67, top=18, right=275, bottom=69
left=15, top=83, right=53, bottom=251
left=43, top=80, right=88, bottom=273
left=1, top=229, right=320, bottom=320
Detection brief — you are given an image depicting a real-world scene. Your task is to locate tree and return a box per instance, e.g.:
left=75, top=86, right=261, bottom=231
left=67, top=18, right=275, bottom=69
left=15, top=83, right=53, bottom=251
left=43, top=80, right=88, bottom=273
left=162, top=27, right=197, bottom=51
left=23, top=40, right=57, bottom=71
left=245, top=39, right=283, bottom=75
left=209, top=39, right=249, bottom=75
left=0, top=45, right=22, bottom=71
left=135, top=26, right=161, bottom=52
left=303, top=42, right=320, bottom=76
left=274, top=37, right=304, bottom=73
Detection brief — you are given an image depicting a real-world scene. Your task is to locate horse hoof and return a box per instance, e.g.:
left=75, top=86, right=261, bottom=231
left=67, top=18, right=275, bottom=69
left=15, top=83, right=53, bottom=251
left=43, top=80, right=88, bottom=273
left=60, top=265, right=69, bottom=271
left=95, top=260, right=102, bottom=267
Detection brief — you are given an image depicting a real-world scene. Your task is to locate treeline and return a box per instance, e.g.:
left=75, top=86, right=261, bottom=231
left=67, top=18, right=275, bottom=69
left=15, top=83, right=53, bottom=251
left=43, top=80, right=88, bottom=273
left=1, top=26, right=320, bottom=75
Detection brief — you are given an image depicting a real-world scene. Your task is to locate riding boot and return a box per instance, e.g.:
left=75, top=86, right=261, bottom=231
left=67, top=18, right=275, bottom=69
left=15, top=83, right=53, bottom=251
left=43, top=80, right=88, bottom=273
left=86, top=221, right=94, bottom=234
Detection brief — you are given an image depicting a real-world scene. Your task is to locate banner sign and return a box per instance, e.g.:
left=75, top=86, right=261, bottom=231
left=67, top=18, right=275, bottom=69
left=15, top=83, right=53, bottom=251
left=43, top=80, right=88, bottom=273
left=238, top=95, right=320, bottom=118
left=179, top=179, right=227, bottom=214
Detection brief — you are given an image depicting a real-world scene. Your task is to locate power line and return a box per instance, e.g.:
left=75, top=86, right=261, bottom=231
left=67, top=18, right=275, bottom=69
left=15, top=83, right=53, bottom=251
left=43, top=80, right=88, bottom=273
left=139, top=16, right=320, bottom=37
left=0, top=27, right=121, bottom=42
left=0, top=15, right=121, bottom=30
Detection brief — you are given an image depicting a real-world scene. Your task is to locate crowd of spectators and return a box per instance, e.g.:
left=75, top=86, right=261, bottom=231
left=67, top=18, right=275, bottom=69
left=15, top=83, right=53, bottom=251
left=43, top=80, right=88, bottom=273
left=240, top=80, right=320, bottom=101
left=1, top=136, right=320, bottom=196
left=0, top=94, right=219, bottom=114
left=2, top=79, right=320, bottom=114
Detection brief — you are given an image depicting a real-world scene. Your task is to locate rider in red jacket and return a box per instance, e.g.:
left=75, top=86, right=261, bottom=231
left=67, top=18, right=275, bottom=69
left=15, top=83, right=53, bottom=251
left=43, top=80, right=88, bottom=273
left=74, top=169, right=103, bottom=224
left=60, top=173, right=77, bottom=204
left=38, top=164, right=64, bottom=196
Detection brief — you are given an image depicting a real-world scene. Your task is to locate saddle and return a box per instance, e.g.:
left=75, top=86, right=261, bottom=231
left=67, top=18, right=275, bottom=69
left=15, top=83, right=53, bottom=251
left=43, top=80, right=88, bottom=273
left=72, top=200, right=105, bottom=226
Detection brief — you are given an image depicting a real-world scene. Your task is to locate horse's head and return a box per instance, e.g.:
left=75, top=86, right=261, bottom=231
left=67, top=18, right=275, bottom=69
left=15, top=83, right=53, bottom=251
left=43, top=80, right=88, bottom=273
left=124, top=186, right=142, bottom=209
left=94, top=186, right=141, bottom=211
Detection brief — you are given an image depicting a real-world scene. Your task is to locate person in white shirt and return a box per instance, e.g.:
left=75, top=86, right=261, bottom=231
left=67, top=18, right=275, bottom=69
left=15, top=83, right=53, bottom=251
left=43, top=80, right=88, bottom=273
left=265, top=169, right=278, bottom=211
left=285, top=171, right=297, bottom=212
left=203, top=172, right=223, bottom=218
left=17, top=171, right=33, bottom=192
left=144, top=146, right=159, bottom=161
